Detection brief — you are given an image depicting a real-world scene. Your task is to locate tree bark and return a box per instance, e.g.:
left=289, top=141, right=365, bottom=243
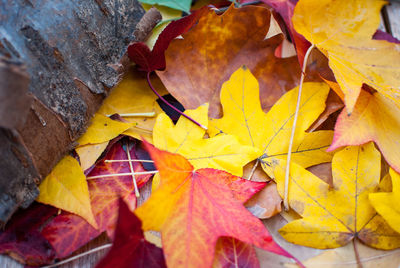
left=0, top=0, right=161, bottom=224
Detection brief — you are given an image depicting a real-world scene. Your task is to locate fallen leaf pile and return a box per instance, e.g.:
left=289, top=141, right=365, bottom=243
left=2, top=0, right=400, bottom=267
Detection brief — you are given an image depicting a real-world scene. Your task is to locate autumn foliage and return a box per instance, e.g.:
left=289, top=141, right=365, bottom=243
left=2, top=0, right=400, bottom=267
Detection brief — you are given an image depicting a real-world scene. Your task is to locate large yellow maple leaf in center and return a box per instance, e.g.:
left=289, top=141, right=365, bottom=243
left=208, top=66, right=333, bottom=178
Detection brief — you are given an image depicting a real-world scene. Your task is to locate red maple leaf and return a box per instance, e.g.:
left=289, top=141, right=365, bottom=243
left=0, top=203, right=57, bottom=266
left=96, top=199, right=166, bottom=268
left=127, top=8, right=207, bottom=72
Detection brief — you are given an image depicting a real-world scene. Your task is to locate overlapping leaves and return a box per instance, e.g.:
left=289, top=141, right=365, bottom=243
left=293, top=0, right=400, bottom=113
left=157, top=5, right=301, bottom=117
left=42, top=143, right=152, bottom=258
left=153, top=103, right=259, bottom=176
left=36, top=155, right=97, bottom=228
left=4, top=1, right=400, bottom=267
left=135, top=142, right=293, bottom=268
left=208, top=66, right=334, bottom=178
left=96, top=199, right=166, bottom=268
left=329, top=89, right=400, bottom=173
left=267, top=143, right=400, bottom=249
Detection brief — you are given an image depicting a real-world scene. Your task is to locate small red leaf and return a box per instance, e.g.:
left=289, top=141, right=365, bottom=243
left=128, top=8, right=207, bottom=72
left=96, top=199, right=166, bottom=268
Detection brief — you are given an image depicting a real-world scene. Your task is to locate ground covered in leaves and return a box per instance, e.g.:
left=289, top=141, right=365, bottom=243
left=2, top=0, right=400, bottom=267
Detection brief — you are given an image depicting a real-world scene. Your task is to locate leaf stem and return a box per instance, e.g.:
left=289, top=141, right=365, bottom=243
left=353, top=240, right=363, bottom=268
left=247, top=159, right=259, bottom=180
left=126, top=140, right=140, bottom=198
left=146, top=72, right=207, bottom=130
left=105, top=159, right=154, bottom=163
left=41, top=243, right=112, bottom=268
left=283, top=44, right=315, bottom=211
left=86, top=170, right=158, bottom=180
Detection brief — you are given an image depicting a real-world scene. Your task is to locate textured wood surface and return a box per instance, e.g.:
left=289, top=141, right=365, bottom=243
left=0, top=0, right=148, bottom=224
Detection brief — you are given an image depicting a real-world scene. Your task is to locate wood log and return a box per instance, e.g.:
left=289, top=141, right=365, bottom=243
left=0, top=0, right=161, bottom=224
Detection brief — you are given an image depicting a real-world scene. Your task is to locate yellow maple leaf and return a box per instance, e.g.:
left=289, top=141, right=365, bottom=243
left=98, top=69, right=168, bottom=142
left=293, top=0, right=400, bottom=112
left=369, top=168, right=400, bottom=234
left=208, top=66, right=333, bottom=178
left=36, top=155, right=97, bottom=228
left=153, top=103, right=259, bottom=177
left=266, top=142, right=400, bottom=250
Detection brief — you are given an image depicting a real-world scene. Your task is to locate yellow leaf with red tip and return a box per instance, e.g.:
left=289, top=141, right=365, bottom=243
left=328, top=90, right=400, bottom=173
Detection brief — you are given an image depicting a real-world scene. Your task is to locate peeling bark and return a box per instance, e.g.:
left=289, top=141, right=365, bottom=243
left=0, top=0, right=161, bottom=224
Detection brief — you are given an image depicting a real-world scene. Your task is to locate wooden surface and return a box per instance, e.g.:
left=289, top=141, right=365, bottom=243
left=1, top=2, right=400, bottom=268
left=0, top=0, right=146, bottom=224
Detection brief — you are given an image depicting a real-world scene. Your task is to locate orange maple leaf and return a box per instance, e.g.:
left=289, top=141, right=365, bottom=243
left=135, top=141, right=295, bottom=268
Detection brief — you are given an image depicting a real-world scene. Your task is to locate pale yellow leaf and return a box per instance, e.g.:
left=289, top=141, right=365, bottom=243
left=75, top=141, right=109, bottom=171
left=77, top=113, right=132, bottom=146
left=144, top=231, right=162, bottom=248
left=287, top=241, right=400, bottom=268
left=142, top=3, right=182, bottom=50
left=37, top=156, right=97, bottom=228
